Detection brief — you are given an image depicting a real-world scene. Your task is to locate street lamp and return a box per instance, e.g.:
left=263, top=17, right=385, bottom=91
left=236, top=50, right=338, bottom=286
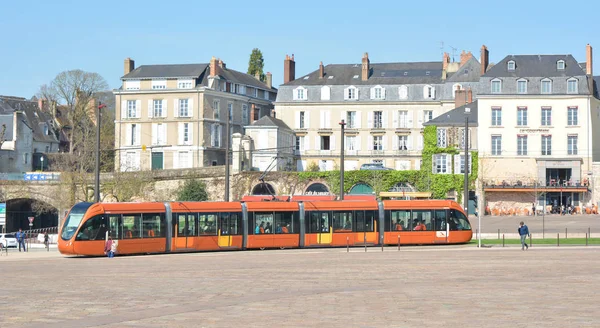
left=339, top=120, right=346, bottom=200
left=40, top=156, right=44, bottom=172
left=464, top=106, right=477, bottom=247
left=95, top=102, right=106, bottom=203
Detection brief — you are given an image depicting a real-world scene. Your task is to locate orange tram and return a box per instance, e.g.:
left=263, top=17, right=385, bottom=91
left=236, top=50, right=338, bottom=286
left=58, top=199, right=472, bottom=256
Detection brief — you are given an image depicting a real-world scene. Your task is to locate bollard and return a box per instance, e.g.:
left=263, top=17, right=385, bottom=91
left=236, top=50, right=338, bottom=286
left=589, top=227, right=591, bottom=239
left=502, top=234, right=505, bottom=247
left=397, top=235, right=400, bottom=251
left=498, top=229, right=500, bottom=240
left=381, top=238, right=384, bottom=252
left=557, top=233, right=560, bottom=247
left=364, top=234, right=367, bottom=252
left=586, top=233, right=588, bottom=246
left=529, top=233, right=532, bottom=248
left=566, top=228, right=568, bottom=239
left=347, top=237, right=349, bottom=253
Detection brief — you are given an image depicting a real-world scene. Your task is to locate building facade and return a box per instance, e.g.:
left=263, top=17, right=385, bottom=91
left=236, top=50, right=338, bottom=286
left=243, top=115, right=295, bottom=172
left=478, top=44, right=600, bottom=212
left=113, top=57, right=276, bottom=171
left=274, top=49, right=482, bottom=172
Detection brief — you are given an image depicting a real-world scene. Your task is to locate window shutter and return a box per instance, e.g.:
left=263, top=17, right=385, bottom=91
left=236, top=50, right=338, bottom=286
left=355, top=88, right=359, bottom=99
left=468, top=153, right=472, bottom=174
left=148, top=100, right=153, bottom=118
left=331, top=135, right=335, bottom=150
left=188, top=123, right=193, bottom=145
left=174, top=99, right=179, bottom=117
left=121, top=100, right=127, bottom=119
left=293, top=89, right=298, bottom=100
left=178, top=123, right=183, bottom=145
left=415, top=159, right=421, bottom=170
left=392, top=135, right=398, bottom=150
left=432, top=87, right=436, bottom=99
left=173, top=151, right=179, bottom=169
left=355, top=111, right=361, bottom=128
left=393, top=110, right=398, bottom=128
left=445, top=154, right=452, bottom=174
left=162, top=124, right=167, bottom=144
left=381, top=87, right=386, bottom=99
left=188, top=98, right=194, bottom=118
left=432, top=155, right=437, bottom=174
left=134, top=152, right=140, bottom=170
left=408, top=112, right=413, bottom=127
left=368, top=135, right=373, bottom=150
left=305, top=112, right=310, bottom=128
left=382, top=111, right=388, bottom=128
left=135, top=100, right=141, bottom=118
left=126, top=124, right=132, bottom=145
left=367, top=111, right=373, bottom=128
left=417, top=110, right=423, bottom=127
left=151, top=124, right=157, bottom=145
left=300, top=136, right=305, bottom=151
left=355, top=136, right=361, bottom=150
left=210, top=124, right=216, bottom=147
left=162, top=99, right=168, bottom=117
left=340, top=111, right=346, bottom=123
left=295, top=112, right=300, bottom=129
left=382, top=135, right=387, bottom=150
left=218, top=125, right=222, bottom=147
left=370, top=87, right=375, bottom=99
left=407, top=135, right=412, bottom=150
left=418, top=135, right=423, bottom=150
left=325, top=111, right=331, bottom=128
left=304, top=88, right=308, bottom=100
left=315, top=136, right=320, bottom=150
left=305, top=136, right=310, bottom=150
left=343, top=87, right=349, bottom=100
left=423, top=86, right=428, bottom=99
left=454, top=154, right=460, bottom=174
left=135, top=124, right=141, bottom=145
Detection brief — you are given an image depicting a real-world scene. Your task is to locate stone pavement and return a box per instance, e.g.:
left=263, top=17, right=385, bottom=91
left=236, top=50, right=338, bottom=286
left=472, top=213, right=600, bottom=235
left=1, top=246, right=599, bottom=328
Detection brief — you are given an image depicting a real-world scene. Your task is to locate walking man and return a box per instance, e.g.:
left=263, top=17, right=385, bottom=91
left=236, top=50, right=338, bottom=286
left=518, top=221, right=530, bottom=251
left=16, top=228, right=26, bottom=252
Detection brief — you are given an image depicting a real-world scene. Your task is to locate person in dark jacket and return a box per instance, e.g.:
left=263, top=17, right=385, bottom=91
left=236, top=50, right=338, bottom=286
left=16, top=228, right=26, bottom=252
left=518, top=221, right=530, bottom=250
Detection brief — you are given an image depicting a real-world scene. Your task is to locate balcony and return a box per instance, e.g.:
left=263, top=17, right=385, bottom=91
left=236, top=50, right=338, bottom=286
left=483, top=178, right=590, bottom=192
left=298, top=150, right=421, bottom=157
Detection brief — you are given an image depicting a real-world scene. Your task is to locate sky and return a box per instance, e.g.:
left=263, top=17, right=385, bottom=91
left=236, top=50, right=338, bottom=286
left=2, top=0, right=600, bottom=99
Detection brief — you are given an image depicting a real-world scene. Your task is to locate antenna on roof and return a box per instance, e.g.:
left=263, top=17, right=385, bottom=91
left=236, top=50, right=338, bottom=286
left=439, top=41, right=444, bottom=57
left=449, top=46, right=458, bottom=62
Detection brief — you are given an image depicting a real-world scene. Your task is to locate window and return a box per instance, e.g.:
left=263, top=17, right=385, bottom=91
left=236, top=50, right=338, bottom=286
left=491, top=135, right=502, bottom=155
left=541, top=135, right=552, bottom=155
left=457, top=154, right=472, bottom=174
left=346, top=87, right=357, bottom=100
left=155, top=123, right=165, bottom=145
left=130, top=124, right=137, bottom=146
left=541, top=107, right=552, bottom=126
left=253, top=108, right=260, bottom=121
left=507, top=60, right=516, bottom=71
left=423, top=110, right=433, bottom=123
left=198, top=213, right=217, bottom=235
left=152, top=80, right=167, bottom=89
left=423, top=85, right=434, bottom=99
left=517, top=79, right=527, bottom=94
left=460, top=128, right=470, bottom=149
left=177, top=79, right=194, bottom=89
left=568, top=135, right=578, bottom=155
left=227, top=103, right=233, bottom=121
left=568, top=79, right=578, bottom=94
left=210, top=124, right=222, bottom=147
left=373, top=136, right=383, bottom=151
left=321, top=86, right=330, bottom=100
left=295, top=136, right=304, bottom=152
left=517, top=135, right=527, bottom=156
left=299, top=111, right=305, bottom=129
left=153, top=99, right=163, bottom=118
left=332, top=211, right=353, bottom=232
left=397, top=135, right=408, bottom=150
left=557, top=60, right=565, bottom=70
left=127, top=100, right=137, bottom=118
left=491, top=108, right=502, bottom=126
left=373, top=111, right=383, bottom=128
left=294, top=87, right=307, bottom=100
left=179, top=99, right=189, bottom=117
left=437, top=128, right=447, bottom=147
left=264, top=91, right=269, bottom=100
left=398, top=111, right=408, bottom=128
left=434, top=154, right=448, bottom=174
left=491, top=79, right=501, bottom=93
left=372, top=86, right=384, bottom=99
left=242, top=104, right=249, bottom=125
left=517, top=107, right=527, bottom=126
left=568, top=107, right=578, bottom=126
left=75, top=215, right=108, bottom=241
left=43, top=124, right=49, bottom=135
left=541, top=79, right=552, bottom=94
left=449, top=209, right=471, bottom=231
left=398, top=85, right=408, bottom=99
left=320, top=136, right=330, bottom=150
left=346, top=111, right=356, bottom=128
left=346, top=136, right=356, bottom=151
left=213, top=100, right=220, bottom=120
left=182, top=123, right=190, bottom=144
left=178, top=151, right=191, bottom=168
left=125, top=80, right=140, bottom=90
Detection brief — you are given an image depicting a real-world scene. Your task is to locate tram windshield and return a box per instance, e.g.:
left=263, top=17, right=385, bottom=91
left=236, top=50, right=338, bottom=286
left=61, top=202, right=93, bottom=240
left=448, top=209, right=471, bottom=231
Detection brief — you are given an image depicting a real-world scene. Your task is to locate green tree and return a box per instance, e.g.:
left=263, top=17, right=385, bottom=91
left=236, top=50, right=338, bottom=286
left=247, top=48, right=265, bottom=81
left=177, top=179, right=209, bottom=201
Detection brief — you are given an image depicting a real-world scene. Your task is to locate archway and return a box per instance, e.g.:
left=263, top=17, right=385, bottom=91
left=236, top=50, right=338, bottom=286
left=304, top=183, right=330, bottom=195
left=3, top=198, right=58, bottom=233
left=251, top=183, right=276, bottom=195
left=349, top=183, right=374, bottom=195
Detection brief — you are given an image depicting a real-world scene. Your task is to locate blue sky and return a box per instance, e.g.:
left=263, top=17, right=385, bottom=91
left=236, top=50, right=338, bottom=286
left=2, top=0, right=599, bottom=98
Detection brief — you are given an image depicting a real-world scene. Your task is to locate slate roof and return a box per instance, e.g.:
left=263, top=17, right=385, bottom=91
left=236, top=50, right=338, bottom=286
left=248, top=115, right=292, bottom=130
left=484, top=55, right=586, bottom=78
left=0, top=96, right=59, bottom=144
left=594, top=76, right=600, bottom=98
left=283, top=61, right=444, bottom=86
left=423, top=100, right=478, bottom=127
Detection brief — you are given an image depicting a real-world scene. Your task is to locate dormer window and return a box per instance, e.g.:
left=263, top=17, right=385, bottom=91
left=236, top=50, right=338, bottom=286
left=321, top=86, right=331, bottom=100
left=452, top=84, right=463, bottom=98
left=303, top=76, right=309, bottom=80
left=344, top=86, right=358, bottom=100
left=293, top=86, right=307, bottom=100
left=567, top=78, right=578, bottom=94
left=423, top=85, right=435, bottom=99
left=152, top=79, right=167, bottom=89
left=177, top=79, right=194, bottom=89
left=557, top=60, right=565, bottom=70
left=541, top=78, right=552, bottom=94
left=491, top=79, right=502, bottom=93
left=353, top=75, right=359, bottom=79
left=371, top=86, right=385, bottom=99
left=398, top=85, right=408, bottom=100
left=517, top=79, right=528, bottom=94
left=507, top=60, right=516, bottom=71
left=125, top=80, right=140, bottom=90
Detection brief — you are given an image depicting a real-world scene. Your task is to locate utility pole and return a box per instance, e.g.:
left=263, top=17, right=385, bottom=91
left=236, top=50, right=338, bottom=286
left=224, top=108, right=230, bottom=201
left=95, top=102, right=106, bottom=203
left=339, top=120, right=346, bottom=200
left=464, top=107, right=470, bottom=215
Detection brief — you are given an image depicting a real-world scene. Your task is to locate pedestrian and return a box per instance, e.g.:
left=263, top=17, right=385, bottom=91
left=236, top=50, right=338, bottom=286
left=104, top=236, right=116, bottom=258
left=44, top=231, right=49, bottom=251
left=532, top=202, right=535, bottom=216
left=16, top=228, right=26, bottom=252
left=518, top=221, right=529, bottom=251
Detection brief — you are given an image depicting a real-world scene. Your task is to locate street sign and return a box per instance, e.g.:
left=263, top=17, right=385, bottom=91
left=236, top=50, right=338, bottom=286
left=28, top=217, right=34, bottom=224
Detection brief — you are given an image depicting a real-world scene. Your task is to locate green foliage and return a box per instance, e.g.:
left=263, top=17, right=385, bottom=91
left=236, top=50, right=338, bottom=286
left=247, top=48, right=265, bottom=82
left=306, top=162, right=320, bottom=172
left=297, top=170, right=422, bottom=196
left=176, top=179, right=209, bottom=202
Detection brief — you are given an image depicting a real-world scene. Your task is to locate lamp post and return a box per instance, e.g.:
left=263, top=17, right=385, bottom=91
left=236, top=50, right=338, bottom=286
left=224, top=107, right=230, bottom=202
left=40, top=156, right=44, bottom=172
left=464, top=106, right=477, bottom=246
left=95, top=102, right=106, bottom=203
left=339, top=120, right=346, bottom=200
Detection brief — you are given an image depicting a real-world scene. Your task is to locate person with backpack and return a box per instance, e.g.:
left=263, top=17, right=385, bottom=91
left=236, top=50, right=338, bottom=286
left=518, top=221, right=530, bottom=251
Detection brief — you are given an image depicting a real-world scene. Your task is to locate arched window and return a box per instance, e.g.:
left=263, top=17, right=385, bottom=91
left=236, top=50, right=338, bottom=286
left=293, top=87, right=307, bottom=100
left=349, top=183, right=374, bottom=195
left=252, top=183, right=276, bottom=195
left=507, top=60, right=516, bottom=71
left=305, top=183, right=330, bottom=195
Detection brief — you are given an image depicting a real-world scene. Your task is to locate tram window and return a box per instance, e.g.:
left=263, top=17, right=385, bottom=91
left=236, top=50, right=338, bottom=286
left=199, top=213, right=217, bottom=235
left=434, top=210, right=446, bottom=231
left=230, top=212, right=241, bottom=235
left=108, top=214, right=122, bottom=240
left=253, top=212, right=274, bottom=234
left=75, top=215, right=107, bottom=241
left=364, top=210, right=376, bottom=232
left=176, top=214, right=186, bottom=236
left=142, top=213, right=164, bottom=238
left=411, top=210, right=431, bottom=231
left=274, top=212, right=294, bottom=234
left=390, top=210, right=410, bottom=231
left=307, top=211, right=330, bottom=233
left=220, top=213, right=239, bottom=235
left=122, top=214, right=142, bottom=238
left=449, top=209, right=471, bottom=231
left=333, top=211, right=352, bottom=232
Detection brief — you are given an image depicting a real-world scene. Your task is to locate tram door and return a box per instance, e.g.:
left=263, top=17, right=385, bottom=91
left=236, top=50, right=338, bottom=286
left=175, top=213, right=196, bottom=249
left=309, top=212, right=331, bottom=244
left=355, top=211, right=377, bottom=244
left=218, top=213, right=232, bottom=247
left=434, top=209, right=449, bottom=243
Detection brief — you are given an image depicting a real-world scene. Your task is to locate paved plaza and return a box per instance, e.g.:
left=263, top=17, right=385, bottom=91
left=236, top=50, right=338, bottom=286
left=1, top=246, right=599, bottom=328
left=474, top=213, right=600, bottom=235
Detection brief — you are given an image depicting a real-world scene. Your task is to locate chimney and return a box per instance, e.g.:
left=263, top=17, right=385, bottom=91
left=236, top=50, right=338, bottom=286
left=467, top=88, right=473, bottom=103
left=460, top=51, right=473, bottom=66
left=284, top=54, right=296, bottom=84
left=480, top=45, right=489, bottom=75
left=455, top=89, right=467, bottom=109
left=218, top=58, right=226, bottom=69
left=124, top=57, right=135, bottom=75
left=319, top=61, right=324, bottom=79
left=361, top=52, right=370, bottom=81
left=587, top=44, right=593, bottom=76
left=266, top=72, right=272, bottom=89
left=210, top=56, right=218, bottom=77
left=38, top=98, right=46, bottom=112
left=250, top=104, right=257, bottom=123
left=443, top=52, right=450, bottom=71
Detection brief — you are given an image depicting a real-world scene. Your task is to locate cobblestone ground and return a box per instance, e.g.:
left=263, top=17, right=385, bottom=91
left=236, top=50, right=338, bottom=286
left=1, top=246, right=599, bottom=328
left=475, top=213, right=600, bottom=235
